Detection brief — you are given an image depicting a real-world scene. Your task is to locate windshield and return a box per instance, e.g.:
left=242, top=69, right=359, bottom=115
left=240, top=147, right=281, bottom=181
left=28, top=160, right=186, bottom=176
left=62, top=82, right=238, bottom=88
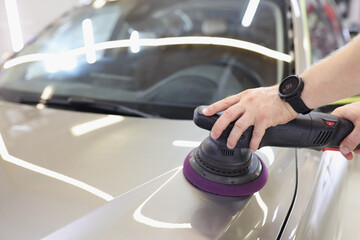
left=0, top=0, right=290, bottom=119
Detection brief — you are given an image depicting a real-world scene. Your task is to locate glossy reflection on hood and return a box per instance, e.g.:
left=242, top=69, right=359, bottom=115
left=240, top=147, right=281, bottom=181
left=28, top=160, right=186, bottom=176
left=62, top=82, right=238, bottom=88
left=133, top=166, right=192, bottom=229
left=0, top=133, right=115, bottom=201
left=172, top=140, right=201, bottom=148
left=71, top=115, right=124, bottom=136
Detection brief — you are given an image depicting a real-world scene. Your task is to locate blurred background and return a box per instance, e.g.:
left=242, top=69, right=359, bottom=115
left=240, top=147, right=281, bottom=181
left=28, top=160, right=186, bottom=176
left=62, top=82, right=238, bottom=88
left=0, top=0, right=85, bottom=59
left=0, top=0, right=359, bottom=60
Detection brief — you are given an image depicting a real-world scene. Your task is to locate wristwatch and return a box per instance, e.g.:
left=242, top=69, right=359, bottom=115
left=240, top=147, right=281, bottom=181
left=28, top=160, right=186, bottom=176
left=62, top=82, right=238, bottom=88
left=278, top=75, right=313, bottom=114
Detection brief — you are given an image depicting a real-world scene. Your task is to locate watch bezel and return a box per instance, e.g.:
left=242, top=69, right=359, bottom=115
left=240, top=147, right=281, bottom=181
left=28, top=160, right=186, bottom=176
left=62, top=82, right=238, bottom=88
left=278, top=75, right=303, bottom=99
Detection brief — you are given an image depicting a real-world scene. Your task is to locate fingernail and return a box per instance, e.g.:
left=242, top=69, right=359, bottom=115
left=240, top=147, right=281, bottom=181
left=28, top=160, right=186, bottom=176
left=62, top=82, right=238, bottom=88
left=202, top=107, right=208, bottom=115
left=227, top=142, right=233, bottom=149
left=340, top=145, right=351, bottom=155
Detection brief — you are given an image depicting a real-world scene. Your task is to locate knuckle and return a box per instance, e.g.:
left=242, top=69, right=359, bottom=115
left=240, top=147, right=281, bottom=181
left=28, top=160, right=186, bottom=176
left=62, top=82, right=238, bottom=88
left=234, top=120, right=246, bottom=132
left=212, top=120, right=229, bottom=135
left=211, top=124, right=223, bottom=136
left=223, top=109, right=235, bottom=119
left=223, top=97, right=233, bottom=105
left=244, top=95, right=255, bottom=103
left=258, top=111, right=269, bottom=120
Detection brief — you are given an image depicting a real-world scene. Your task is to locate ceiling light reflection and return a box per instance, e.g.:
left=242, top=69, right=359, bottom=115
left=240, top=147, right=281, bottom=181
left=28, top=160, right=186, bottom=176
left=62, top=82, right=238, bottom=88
left=133, top=166, right=192, bottom=229
left=172, top=140, right=201, bottom=148
left=242, top=0, right=260, bottom=27
left=93, top=0, right=106, bottom=9
left=257, top=146, right=275, bottom=166
left=71, top=115, right=124, bottom=136
left=4, top=36, right=292, bottom=69
left=36, top=103, right=45, bottom=110
left=0, top=134, right=114, bottom=201
left=44, top=53, right=78, bottom=73
left=40, top=85, right=54, bottom=100
left=272, top=206, right=279, bottom=222
left=254, top=192, right=268, bottom=226
left=290, top=0, right=301, bottom=17
left=82, top=18, right=96, bottom=64
left=4, top=0, right=23, bottom=52
left=130, top=31, right=140, bottom=53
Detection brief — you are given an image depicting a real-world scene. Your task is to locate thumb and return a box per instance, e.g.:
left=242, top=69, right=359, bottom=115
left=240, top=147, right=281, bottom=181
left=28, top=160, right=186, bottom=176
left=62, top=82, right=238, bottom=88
left=339, top=126, right=360, bottom=160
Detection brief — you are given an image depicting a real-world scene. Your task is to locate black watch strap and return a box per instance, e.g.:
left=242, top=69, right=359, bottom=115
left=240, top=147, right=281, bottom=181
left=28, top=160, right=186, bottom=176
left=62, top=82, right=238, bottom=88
left=287, top=95, right=312, bottom=114
left=279, top=75, right=313, bottom=114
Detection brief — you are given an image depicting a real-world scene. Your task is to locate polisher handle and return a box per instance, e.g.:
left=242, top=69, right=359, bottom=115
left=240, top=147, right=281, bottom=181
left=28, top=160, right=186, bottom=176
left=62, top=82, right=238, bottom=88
left=193, top=105, right=360, bottom=150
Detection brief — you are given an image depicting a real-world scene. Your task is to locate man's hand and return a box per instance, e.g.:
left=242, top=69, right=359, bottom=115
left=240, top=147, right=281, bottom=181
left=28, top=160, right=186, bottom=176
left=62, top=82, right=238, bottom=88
left=332, top=101, right=360, bottom=160
left=202, top=86, right=298, bottom=151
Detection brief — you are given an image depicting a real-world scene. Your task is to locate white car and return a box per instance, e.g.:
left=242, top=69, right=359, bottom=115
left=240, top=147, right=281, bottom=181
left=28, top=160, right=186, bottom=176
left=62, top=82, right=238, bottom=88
left=0, top=0, right=351, bottom=239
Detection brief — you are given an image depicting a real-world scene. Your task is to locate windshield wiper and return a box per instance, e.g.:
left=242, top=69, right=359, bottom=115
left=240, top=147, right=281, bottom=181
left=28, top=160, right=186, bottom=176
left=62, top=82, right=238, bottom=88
left=19, top=96, right=156, bottom=118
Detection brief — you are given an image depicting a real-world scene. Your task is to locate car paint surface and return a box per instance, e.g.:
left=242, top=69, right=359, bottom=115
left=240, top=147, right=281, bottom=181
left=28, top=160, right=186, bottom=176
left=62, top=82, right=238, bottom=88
left=0, top=0, right=351, bottom=239
left=281, top=149, right=349, bottom=240
left=0, top=101, right=296, bottom=239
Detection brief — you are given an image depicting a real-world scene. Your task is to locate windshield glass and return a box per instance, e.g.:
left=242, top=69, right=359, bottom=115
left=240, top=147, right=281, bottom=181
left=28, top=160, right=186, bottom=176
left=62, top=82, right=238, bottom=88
left=0, top=0, right=290, bottom=119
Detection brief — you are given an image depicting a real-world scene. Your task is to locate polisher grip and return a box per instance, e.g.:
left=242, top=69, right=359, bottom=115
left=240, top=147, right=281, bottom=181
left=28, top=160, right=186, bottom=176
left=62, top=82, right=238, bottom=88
left=193, top=106, right=254, bottom=143
left=193, top=106, right=360, bottom=150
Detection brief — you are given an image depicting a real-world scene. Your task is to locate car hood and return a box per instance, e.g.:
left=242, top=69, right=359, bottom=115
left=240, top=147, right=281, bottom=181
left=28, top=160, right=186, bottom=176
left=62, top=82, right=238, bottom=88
left=0, top=102, right=296, bottom=239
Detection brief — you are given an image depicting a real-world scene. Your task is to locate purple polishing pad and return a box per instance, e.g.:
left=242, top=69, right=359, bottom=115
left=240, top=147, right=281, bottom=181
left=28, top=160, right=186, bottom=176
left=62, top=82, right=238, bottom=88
left=183, top=152, right=268, bottom=197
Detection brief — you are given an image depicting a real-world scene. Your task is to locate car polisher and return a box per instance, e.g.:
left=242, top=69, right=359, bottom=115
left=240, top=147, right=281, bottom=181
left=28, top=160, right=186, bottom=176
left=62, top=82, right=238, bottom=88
left=183, top=105, right=360, bottom=197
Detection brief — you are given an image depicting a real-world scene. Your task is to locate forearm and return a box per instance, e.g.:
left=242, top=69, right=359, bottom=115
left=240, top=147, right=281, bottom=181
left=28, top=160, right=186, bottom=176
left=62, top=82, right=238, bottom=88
left=301, top=36, right=360, bottom=109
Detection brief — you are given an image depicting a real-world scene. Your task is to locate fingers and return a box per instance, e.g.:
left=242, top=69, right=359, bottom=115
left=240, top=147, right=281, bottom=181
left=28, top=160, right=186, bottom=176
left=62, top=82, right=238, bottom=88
left=226, top=115, right=267, bottom=151
left=332, top=102, right=360, bottom=160
left=339, top=145, right=353, bottom=160
left=202, top=95, right=240, bottom=116
left=210, top=103, right=244, bottom=140
left=226, top=113, right=251, bottom=149
left=201, top=86, right=294, bottom=151
left=249, top=123, right=267, bottom=152
left=339, top=126, right=360, bottom=160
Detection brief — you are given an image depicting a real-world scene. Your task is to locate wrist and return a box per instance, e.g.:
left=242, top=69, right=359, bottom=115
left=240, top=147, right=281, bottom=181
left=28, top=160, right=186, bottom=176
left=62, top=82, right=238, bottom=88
left=299, top=74, right=317, bottom=109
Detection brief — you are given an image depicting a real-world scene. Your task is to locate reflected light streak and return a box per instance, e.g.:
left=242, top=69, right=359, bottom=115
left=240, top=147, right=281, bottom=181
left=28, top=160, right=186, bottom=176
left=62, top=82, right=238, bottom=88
left=82, top=18, right=96, bottom=64
left=4, top=36, right=292, bottom=69
left=290, top=0, right=301, bottom=17
left=71, top=115, right=124, bottom=136
left=44, top=53, right=78, bottom=73
left=40, top=85, right=54, bottom=100
left=5, top=53, right=53, bottom=69
left=4, top=0, right=24, bottom=52
left=258, top=146, right=275, bottom=166
left=36, top=103, right=45, bottom=109
left=130, top=31, right=140, bottom=53
left=93, top=0, right=106, bottom=8
left=241, top=0, right=260, bottom=27
left=254, top=192, right=268, bottom=226
left=172, top=140, right=201, bottom=148
left=289, top=225, right=298, bottom=239
left=133, top=166, right=192, bottom=229
left=0, top=134, right=114, bottom=201
left=272, top=206, right=279, bottom=222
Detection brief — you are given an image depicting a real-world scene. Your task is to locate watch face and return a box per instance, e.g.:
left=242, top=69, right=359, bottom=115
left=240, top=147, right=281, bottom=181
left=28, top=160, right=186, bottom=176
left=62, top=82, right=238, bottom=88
left=279, top=76, right=299, bottom=95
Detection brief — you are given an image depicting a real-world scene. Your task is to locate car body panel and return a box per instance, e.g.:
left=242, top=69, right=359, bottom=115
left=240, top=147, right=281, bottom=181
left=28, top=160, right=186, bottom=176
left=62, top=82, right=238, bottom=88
left=281, top=149, right=349, bottom=240
left=0, top=102, right=296, bottom=239
left=0, top=0, right=351, bottom=239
